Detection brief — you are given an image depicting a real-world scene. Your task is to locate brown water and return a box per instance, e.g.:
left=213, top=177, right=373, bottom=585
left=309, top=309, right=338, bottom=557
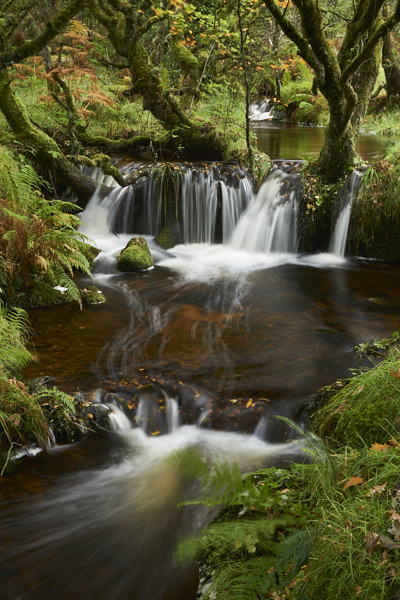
left=253, top=121, right=394, bottom=161
left=2, top=258, right=400, bottom=600
left=2, top=131, right=400, bottom=599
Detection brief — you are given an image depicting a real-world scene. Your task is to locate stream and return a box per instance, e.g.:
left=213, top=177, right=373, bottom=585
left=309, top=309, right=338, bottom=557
left=1, top=124, right=400, bottom=600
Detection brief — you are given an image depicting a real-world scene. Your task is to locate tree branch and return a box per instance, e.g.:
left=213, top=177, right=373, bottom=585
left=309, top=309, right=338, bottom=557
left=340, top=2, right=400, bottom=82
left=262, top=0, right=324, bottom=81
left=0, top=0, right=84, bottom=67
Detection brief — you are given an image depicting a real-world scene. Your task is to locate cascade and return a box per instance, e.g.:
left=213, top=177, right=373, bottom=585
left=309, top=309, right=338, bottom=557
left=229, top=169, right=300, bottom=253
left=249, top=98, right=274, bottom=121
left=329, top=170, right=364, bottom=257
left=80, top=163, right=253, bottom=244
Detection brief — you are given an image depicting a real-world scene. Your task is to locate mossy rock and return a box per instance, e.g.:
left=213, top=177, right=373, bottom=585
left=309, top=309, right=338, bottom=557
left=80, top=243, right=101, bottom=268
left=117, top=236, right=153, bottom=272
left=155, top=221, right=183, bottom=249
left=80, top=285, right=106, bottom=306
left=311, top=350, right=400, bottom=448
left=15, top=277, right=76, bottom=309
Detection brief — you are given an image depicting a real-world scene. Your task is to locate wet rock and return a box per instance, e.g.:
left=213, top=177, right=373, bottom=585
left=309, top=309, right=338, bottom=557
left=80, top=285, right=106, bottom=306
left=117, top=236, right=153, bottom=272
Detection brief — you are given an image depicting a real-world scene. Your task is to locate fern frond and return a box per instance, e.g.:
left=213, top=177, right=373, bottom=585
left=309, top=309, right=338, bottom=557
left=34, top=388, right=76, bottom=415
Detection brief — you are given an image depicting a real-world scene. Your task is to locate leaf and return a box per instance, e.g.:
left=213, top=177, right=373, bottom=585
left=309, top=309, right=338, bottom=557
left=365, top=531, right=381, bottom=555
left=343, top=476, right=364, bottom=490
left=366, top=482, right=388, bottom=497
left=370, top=442, right=390, bottom=452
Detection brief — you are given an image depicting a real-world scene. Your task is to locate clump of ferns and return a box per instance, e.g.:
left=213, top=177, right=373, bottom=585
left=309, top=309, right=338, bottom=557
left=0, top=303, right=49, bottom=460
left=0, top=157, right=92, bottom=306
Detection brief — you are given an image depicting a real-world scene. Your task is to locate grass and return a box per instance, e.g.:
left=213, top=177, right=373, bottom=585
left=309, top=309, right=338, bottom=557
left=188, top=344, right=400, bottom=600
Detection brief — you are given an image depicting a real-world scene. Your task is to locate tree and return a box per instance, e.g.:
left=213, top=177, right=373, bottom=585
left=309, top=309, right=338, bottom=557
left=0, top=0, right=98, bottom=204
left=86, top=0, right=227, bottom=159
left=262, top=0, right=400, bottom=181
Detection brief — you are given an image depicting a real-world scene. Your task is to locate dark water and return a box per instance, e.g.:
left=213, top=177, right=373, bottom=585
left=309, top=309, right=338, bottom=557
left=253, top=121, right=394, bottom=161
left=2, top=258, right=400, bottom=599
left=2, top=126, right=400, bottom=599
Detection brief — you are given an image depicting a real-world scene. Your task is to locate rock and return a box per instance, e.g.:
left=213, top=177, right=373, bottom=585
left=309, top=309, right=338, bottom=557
left=80, top=285, right=106, bottom=305
left=117, top=236, right=153, bottom=272
left=155, top=221, right=183, bottom=249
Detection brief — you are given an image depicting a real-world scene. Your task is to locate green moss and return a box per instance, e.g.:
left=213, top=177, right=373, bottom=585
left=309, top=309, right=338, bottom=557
left=80, top=285, right=106, bottom=306
left=299, top=170, right=345, bottom=253
left=156, top=221, right=183, bottom=249
left=311, top=348, right=400, bottom=448
left=79, top=243, right=101, bottom=268
left=117, top=236, right=153, bottom=272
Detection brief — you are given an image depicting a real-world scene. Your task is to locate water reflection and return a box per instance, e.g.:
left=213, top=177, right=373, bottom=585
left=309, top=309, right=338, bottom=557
left=253, top=121, right=395, bottom=162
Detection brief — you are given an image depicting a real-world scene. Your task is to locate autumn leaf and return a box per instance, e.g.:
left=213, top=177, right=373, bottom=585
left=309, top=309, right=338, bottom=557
left=370, top=442, right=391, bottom=452
left=343, top=476, right=364, bottom=490
left=366, top=482, right=388, bottom=497
left=365, top=531, right=381, bottom=554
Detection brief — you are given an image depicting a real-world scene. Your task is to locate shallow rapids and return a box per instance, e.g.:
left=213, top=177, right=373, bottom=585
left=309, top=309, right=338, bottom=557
left=0, top=425, right=312, bottom=600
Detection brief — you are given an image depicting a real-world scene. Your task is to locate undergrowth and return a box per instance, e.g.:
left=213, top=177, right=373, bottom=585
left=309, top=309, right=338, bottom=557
left=0, top=146, right=92, bottom=307
left=179, top=346, right=400, bottom=600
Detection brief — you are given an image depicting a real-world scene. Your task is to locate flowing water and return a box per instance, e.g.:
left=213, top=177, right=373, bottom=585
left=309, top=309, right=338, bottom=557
left=2, top=146, right=400, bottom=599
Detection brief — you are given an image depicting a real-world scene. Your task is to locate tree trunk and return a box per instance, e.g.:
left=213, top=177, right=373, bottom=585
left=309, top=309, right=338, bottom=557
left=0, top=69, right=96, bottom=207
left=316, top=40, right=382, bottom=181
left=382, top=31, right=400, bottom=102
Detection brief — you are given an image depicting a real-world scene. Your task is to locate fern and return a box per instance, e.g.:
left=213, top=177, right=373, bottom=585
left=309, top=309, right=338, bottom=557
left=274, top=528, right=317, bottom=587
left=34, top=388, right=76, bottom=415
left=0, top=147, right=92, bottom=307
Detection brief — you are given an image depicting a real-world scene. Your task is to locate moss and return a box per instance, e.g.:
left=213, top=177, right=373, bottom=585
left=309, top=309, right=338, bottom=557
left=156, top=221, right=183, bottom=249
left=298, top=169, right=345, bottom=253
left=80, top=285, right=106, bottom=306
left=117, top=236, right=153, bottom=272
left=311, top=348, right=400, bottom=448
left=171, top=36, right=199, bottom=75
left=79, top=243, right=101, bottom=268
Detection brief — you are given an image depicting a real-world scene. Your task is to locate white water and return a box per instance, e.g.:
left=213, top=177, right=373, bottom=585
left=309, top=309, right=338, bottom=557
left=229, top=169, right=299, bottom=253
left=79, top=164, right=364, bottom=283
left=249, top=99, right=274, bottom=121
left=329, top=170, right=364, bottom=257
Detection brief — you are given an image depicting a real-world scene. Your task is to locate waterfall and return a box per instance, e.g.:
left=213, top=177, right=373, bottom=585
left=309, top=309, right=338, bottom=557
left=229, top=169, right=299, bottom=253
left=249, top=99, right=274, bottom=121
left=80, top=163, right=253, bottom=245
left=136, top=392, right=180, bottom=435
left=329, top=170, right=364, bottom=257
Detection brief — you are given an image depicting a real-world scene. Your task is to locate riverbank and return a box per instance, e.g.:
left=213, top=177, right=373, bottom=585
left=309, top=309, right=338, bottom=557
left=194, top=336, right=400, bottom=600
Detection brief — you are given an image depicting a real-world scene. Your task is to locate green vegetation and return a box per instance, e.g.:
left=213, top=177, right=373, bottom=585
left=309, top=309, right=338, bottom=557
left=0, top=302, right=48, bottom=461
left=349, top=159, right=400, bottom=260
left=0, top=147, right=92, bottom=308
left=117, top=236, right=154, bottom=272
left=180, top=342, right=400, bottom=600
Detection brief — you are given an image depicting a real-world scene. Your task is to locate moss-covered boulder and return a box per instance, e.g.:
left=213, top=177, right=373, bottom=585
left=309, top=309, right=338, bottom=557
left=117, top=236, right=153, bottom=272
left=155, top=221, right=183, bottom=249
left=310, top=347, right=400, bottom=448
left=80, top=285, right=106, bottom=306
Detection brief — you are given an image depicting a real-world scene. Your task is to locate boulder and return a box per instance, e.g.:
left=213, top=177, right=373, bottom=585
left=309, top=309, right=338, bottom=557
left=117, top=236, right=153, bottom=272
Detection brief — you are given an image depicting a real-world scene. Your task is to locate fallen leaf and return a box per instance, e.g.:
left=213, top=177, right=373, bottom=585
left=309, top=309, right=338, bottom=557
left=343, top=476, right=365, bottom=490
left=354, top=586, right=362, bottom=596
left=366, top=481, right=388, bottom=497
left=365, top=531, right=381, bottom=554
left=370, top=442, right=391, bottom=452
left=389, top=438, right=399, bottom=446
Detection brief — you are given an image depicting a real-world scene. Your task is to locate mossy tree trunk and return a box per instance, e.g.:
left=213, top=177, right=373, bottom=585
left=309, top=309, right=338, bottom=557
left=87, top=0, right=227, bottom=159
left=263, top=0, right=400, bottom=182
left=0, top=69, right=96, bottom=206
left=0, top=0, right=100, bottom=206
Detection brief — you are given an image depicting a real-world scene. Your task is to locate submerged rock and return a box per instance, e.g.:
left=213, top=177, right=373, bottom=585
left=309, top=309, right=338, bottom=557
left=117, top=236, right=153, bottom=272
left=80, top=285, right=106, bottom=306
